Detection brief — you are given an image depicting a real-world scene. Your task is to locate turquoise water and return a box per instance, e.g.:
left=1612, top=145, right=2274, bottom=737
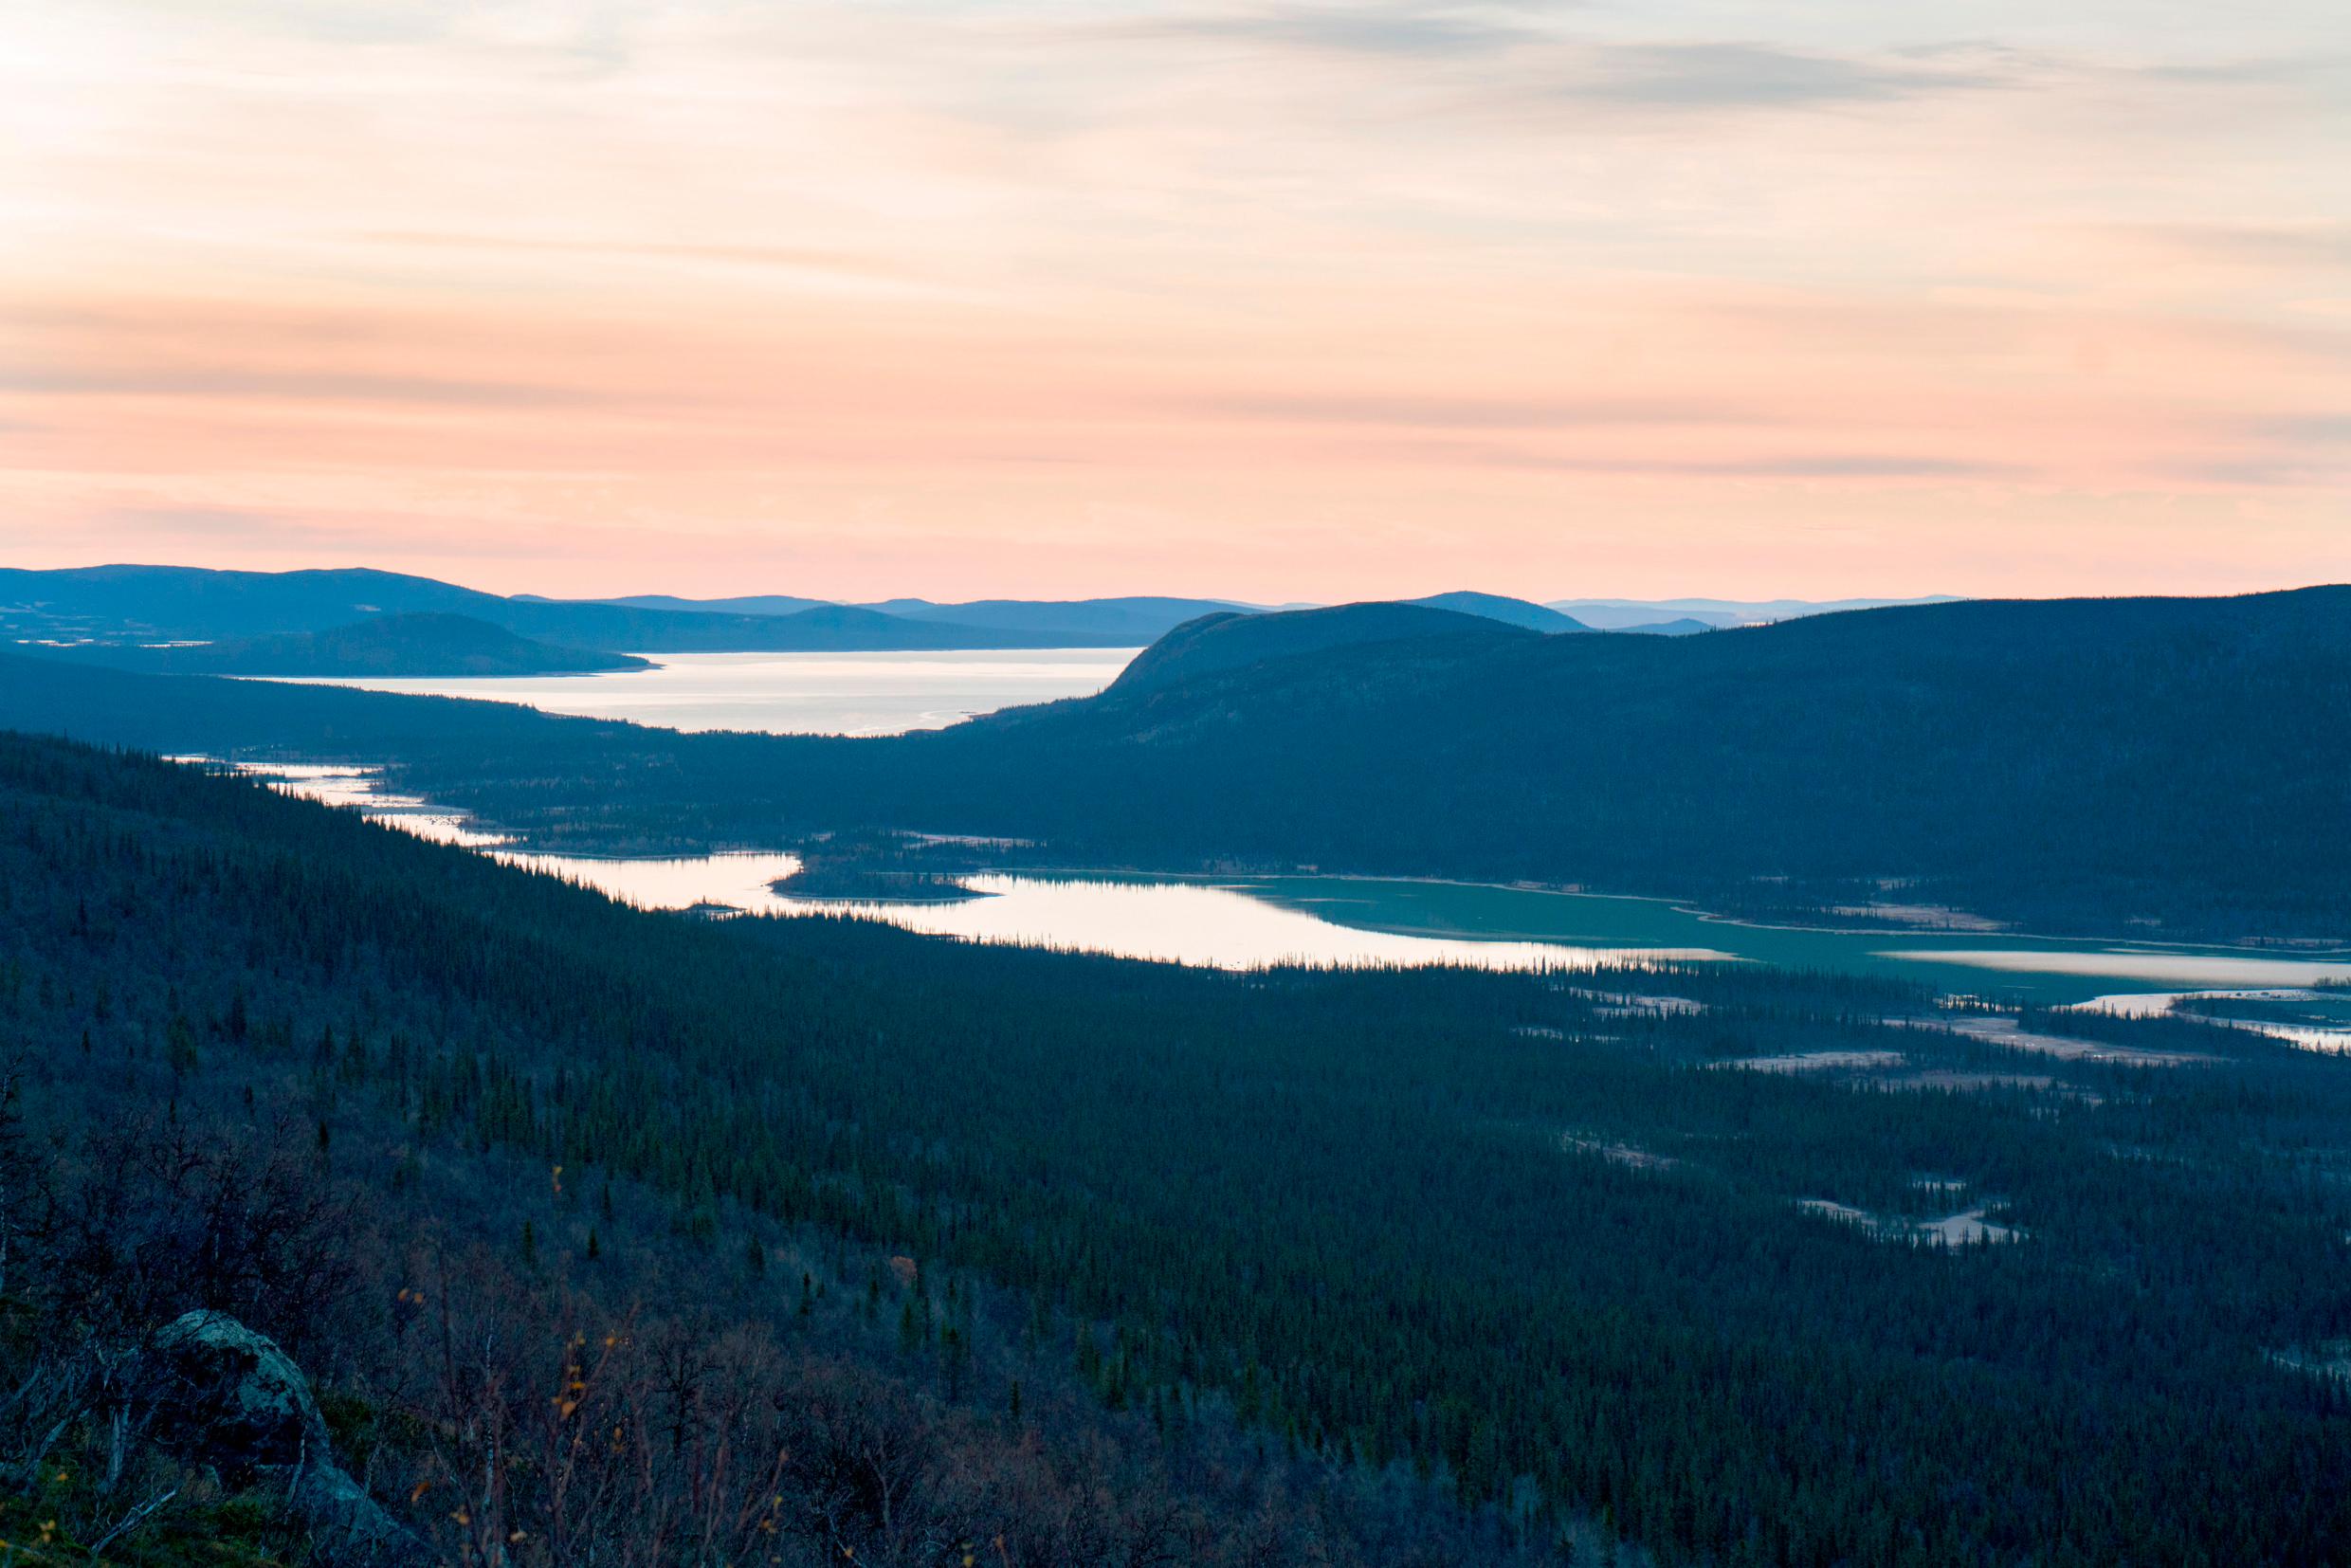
left=780, top=870, right=2351, bottom=1007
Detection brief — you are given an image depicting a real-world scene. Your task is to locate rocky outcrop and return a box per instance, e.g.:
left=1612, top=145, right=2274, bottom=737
left=137, top=1310, right=427, bottom=1566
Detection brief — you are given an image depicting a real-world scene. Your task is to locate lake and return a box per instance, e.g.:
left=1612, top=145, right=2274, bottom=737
left=207, top=759, right=2351, bottom=1041
left=253, top=647, right=1139, bottom=736
left=783, top=873, right=1734, bottom=972
left=789, top=871, right=2351, bottom=1008
left=216, top=761, right=810, bottom=913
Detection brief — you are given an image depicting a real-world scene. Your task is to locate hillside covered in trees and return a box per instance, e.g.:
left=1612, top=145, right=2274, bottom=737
left=5, top=731, right=2351, bottom=1563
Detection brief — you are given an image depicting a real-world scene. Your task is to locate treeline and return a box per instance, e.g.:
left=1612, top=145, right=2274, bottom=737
left=6, top=733, right=2351, bottom=1562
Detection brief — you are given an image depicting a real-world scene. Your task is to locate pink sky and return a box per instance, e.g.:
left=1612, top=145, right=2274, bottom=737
left=3, top=2, right=2345, bottom=602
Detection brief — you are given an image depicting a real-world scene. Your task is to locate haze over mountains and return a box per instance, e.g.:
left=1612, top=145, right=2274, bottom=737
left=1551, top=595, right=1959, bottom=631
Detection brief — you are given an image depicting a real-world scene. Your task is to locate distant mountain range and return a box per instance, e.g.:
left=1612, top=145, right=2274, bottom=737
left=2, top=564, right=1820, bottom=654
left=1613, top=616, right=1716, bottom=636
left=44, top=612, right=647, bottom=679
left=550, top=593, right=1256, bottom=640
left=1548, top=595, right=1959, bottom=631
left=0, top=566, right=1216, bottom=652
left=854, top=596, right=1256, bottom=638
left=560, top=593, right=830, bottom=618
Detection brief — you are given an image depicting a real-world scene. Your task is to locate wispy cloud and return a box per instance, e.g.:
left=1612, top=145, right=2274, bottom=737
left=362, top=231, right=914, bottom=280
left=2166, top=458, right=2351, bottom=488
left=1711, top=454, right=2026, bottom=479
left=1194, top=393, right=1764, bottom=428
left=103, top=505, right=322, bottom=545
left=1358, top=439, right=2034, bottom=480
left=1, top=0, right=2342, bottom=598
left=1139, top=2, right=1547, bottom=57
left=1562, top=42, right=2014, bottom=108
left=2121, top=223, right=2351, bottom=268
left=96, top=503, right=608, bottom=560
left=1, top=368, right=615, bottom=409
left=2251, top=414, right=2351, bottom=446
left=1105, top=9, right=2021, bottom=117
left=2137, top=55, right=2344, bottom=88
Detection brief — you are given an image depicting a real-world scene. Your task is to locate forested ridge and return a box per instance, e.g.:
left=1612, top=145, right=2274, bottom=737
left=6, top=733, right=2351, bottom=1562
left=7, top=586, right=2348, bottom=936
left=0, top=565, right=1156, bottom=651
left=51, top=612, right=648, bottom=678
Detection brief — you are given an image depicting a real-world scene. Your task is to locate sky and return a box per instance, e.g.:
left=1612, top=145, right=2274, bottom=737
left=1, top=1, right=2345, bottom=602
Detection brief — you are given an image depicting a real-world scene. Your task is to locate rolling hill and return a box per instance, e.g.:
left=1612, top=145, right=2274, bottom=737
left=48, top=611, right=648, bottom=678
left=856, top=595, right=1248, bottom=640
left=1405, top=591, right=1588, bottom=631
left=0, top=563, right=499, bottom=641
left=1613, top=616, right=1714, bottom=636
left=934, top=588, right=2351, bottom=931
left=1111, top=601, right=1533, bottom=693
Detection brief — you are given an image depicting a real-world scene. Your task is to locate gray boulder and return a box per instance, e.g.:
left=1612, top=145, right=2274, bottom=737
left=138, top=1310, right=428, bottom=1565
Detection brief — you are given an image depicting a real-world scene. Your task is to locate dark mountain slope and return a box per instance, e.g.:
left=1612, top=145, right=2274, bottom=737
left=1111, top=600, right=1532, bottom=694
left=55, top=611, right=647, bottom=677
left=1406, top=591, right=1588, bottom=631
left=943, top=587, right=2351, bottom=930
left=0, top=647, right=595, bottom=757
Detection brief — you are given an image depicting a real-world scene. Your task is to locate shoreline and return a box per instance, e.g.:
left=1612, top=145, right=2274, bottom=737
left=945, top=862, right=2351, bottom=960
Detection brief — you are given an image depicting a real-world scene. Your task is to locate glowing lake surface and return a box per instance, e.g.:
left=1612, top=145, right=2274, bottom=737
left=808, top=872, right=2349, bottom=1006
left=254, top=647, right=1138, bottom=736
left=488, top=848, right=809, bottom=917
left=196, top=761, right=808, bottom=915
left=780, top=874, right=1733, bottom=973
left=184, top=762, right=2351, bottom=1021
left=2072, top=990, right=2351, bottom=1053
